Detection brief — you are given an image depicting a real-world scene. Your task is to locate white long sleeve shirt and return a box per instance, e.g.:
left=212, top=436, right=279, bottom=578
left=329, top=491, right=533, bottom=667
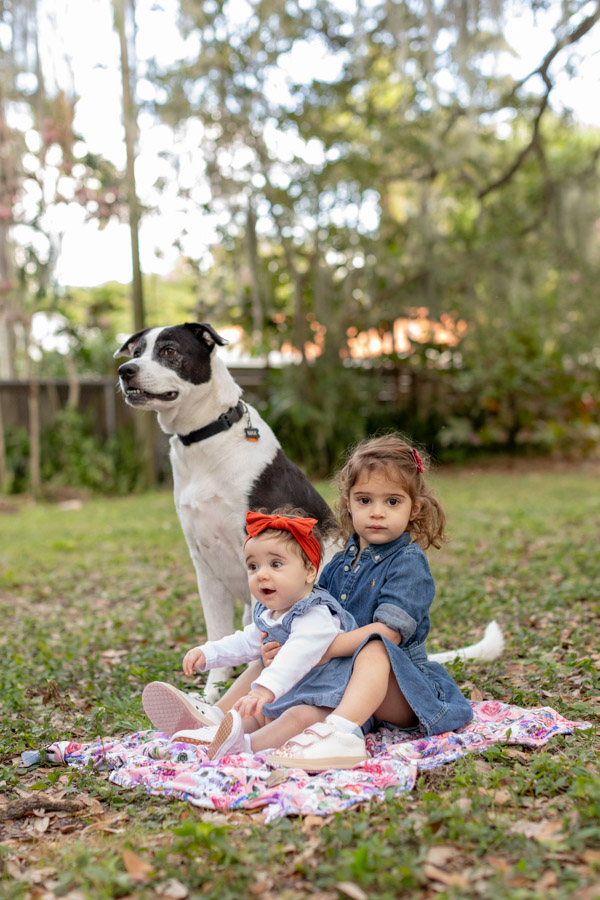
left=196, top=604, right=343, bottom=701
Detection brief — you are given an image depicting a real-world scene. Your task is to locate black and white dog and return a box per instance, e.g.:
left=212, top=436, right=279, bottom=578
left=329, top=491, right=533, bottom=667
left=115, top=322, right=503, bottom=699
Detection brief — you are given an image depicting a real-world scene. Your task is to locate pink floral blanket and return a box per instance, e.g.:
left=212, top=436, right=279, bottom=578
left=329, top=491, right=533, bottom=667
left=45, top=700, right=590, bottom=821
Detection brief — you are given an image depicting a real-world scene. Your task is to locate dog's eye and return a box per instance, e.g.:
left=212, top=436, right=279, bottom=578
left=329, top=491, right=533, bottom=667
left=132, top=347, right=142, bottom=358
left=160, top=346, right=177, bottom=357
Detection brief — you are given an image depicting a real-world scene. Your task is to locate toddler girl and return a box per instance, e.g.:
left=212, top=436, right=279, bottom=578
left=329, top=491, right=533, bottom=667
left=263, top=433, right=474, bottom=769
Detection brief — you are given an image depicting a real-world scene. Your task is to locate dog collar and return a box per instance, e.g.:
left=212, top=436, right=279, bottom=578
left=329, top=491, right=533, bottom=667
left=178, top=400, right=247, bottom=446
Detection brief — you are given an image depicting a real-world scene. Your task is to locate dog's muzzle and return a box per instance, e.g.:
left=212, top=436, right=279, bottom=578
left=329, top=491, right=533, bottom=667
left=118, top=362, right=179, bottom=404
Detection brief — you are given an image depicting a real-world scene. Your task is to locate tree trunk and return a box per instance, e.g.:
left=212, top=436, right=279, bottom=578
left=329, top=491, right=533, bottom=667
left=114, top=0, right=155, bottom=487
left=114, top=0, right=145, bottom=333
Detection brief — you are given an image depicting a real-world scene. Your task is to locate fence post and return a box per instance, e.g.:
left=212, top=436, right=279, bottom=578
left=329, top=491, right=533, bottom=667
left=0, top=392, right=7, bottom=492
left=28, top=380, right=41, bottom=497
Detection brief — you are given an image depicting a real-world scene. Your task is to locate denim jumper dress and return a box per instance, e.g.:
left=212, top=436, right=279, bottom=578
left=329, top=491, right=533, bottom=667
left=319, top=531, right=474, bottom=735
left=258, top=586, right=359, bottom=720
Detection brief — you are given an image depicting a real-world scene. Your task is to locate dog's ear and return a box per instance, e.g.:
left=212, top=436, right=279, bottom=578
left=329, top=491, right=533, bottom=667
left=185, top=322, right=229, bottom=349
left=113, top=328, right=150, bottom=359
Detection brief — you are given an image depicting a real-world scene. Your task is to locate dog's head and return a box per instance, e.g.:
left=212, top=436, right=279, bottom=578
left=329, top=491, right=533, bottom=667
left=114, top=323, right=228, bottom=409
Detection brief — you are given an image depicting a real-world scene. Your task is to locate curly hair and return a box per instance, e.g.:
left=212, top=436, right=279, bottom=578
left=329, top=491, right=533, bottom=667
left=334, top=433, right=446, bottom=549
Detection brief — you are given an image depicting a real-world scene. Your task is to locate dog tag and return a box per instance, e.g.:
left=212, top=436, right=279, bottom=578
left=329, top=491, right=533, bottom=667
left=245, top=427, right=260, bottom=441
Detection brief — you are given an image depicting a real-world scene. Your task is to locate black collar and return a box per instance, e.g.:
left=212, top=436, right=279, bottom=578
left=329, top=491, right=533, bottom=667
left=178, top=400, right=246, bottom=446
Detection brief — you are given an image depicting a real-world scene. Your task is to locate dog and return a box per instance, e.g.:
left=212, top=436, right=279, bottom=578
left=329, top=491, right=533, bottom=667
left=115, top=322, right=503, bottom=699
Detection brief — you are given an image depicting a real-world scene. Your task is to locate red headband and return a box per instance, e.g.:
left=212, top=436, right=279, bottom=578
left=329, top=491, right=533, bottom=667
left=244, top=511, right=321, bottom=570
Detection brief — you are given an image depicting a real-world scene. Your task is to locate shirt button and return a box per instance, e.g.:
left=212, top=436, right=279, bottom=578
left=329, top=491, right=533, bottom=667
left=344, top=565, right=350, bottom=572
left=374, top=555, right=380, bottom=560
left=341, top=593, right=347, bottom=600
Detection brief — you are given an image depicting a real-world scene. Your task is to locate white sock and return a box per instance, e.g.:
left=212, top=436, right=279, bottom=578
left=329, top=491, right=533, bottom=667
left=212, top=707, right=225, bottom=721
left=243, top=734, right=253, bottom=752
left=326, top=714, right=363, bottom=738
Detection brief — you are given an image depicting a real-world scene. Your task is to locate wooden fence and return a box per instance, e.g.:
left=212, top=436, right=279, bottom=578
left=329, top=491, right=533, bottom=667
left=0, top=368, right=269, bottom=491
left=0, top=364, right=449, bottom=492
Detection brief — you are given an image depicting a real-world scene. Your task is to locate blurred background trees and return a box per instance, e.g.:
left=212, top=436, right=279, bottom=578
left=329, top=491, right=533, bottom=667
left=0, top=0, right=599, bottom=492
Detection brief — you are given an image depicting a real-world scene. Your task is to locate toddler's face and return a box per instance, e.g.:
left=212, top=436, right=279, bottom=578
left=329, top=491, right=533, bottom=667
left=244, top=532, right=316, bottom=617
left=347, top=470, right=420, bottom=550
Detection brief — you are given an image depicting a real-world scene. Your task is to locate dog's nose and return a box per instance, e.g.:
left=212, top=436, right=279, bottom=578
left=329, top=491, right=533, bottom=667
left=118, top=362, right=139, bottom=381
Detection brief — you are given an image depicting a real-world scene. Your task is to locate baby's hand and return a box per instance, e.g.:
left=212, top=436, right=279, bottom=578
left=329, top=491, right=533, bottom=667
left=260, top=633, right=281, bottom=667
left=233, top=686, right=274, bottom=719
left=182, top=647, right=207, bottom=676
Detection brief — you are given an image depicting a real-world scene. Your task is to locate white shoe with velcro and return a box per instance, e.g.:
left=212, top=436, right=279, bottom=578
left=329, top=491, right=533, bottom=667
left=266, top=721, right=368, bottom=773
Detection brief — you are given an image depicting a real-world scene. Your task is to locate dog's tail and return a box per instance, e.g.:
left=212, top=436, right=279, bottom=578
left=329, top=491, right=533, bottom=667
left=428, top=620, right=505, bottom=664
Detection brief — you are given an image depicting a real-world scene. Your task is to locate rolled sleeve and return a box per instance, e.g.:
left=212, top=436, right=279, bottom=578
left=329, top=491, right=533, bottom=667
left=374, top=603, right=417, bottom=641
left=372, top=545, right=435, bottom=646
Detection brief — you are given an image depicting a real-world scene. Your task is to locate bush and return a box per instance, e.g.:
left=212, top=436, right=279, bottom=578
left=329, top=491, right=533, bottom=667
left=2, top=409, right=142, bottom=495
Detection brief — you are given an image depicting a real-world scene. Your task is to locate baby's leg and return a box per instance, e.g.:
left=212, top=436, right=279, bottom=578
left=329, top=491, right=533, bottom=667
left=249, top=705, right=330, bottom=752
left=215, top=660, right=263, bottom=712
left=335, top=640, right=417, bottom=729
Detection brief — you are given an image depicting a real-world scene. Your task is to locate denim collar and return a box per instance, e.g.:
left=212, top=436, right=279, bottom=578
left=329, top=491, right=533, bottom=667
left=344, top=530, right=412, bottom=563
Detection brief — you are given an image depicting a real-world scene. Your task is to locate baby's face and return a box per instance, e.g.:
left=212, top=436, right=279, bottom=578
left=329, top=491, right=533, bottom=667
left=244, top=533, right=316, bottom=617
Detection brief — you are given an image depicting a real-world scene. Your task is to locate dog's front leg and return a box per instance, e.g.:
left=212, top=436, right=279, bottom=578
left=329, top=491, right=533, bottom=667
left=195, top=572, right=238, bottom=702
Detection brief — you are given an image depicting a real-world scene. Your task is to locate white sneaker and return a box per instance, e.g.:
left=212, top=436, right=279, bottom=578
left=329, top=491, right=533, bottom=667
left=170, top=724, right=219, bottom=745
left=142, top=681, right=223, bottom=736
left=266, top=721, right=368, bottom=773
left=207, top=710, right=248, bottom=760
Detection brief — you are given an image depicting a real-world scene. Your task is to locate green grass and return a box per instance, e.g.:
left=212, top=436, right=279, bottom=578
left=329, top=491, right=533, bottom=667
left=1, top=468, right=599, bottom=899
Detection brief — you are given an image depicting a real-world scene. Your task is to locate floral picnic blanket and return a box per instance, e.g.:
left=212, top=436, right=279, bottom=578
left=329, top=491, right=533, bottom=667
left=44, top=700, right=591, bottom=821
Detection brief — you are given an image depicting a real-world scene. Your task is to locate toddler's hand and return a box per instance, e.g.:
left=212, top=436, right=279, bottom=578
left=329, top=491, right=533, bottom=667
left=260, top=634, right=281, bottom=667
left=182, top=647, right=207, bottom=676
left=233, top=686, right=274, bottom=719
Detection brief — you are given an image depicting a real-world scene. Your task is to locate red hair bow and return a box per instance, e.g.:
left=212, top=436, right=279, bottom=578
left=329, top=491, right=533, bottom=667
left=412, top=449, right=424, bottom=473
left=244, top=511, right=321, bottom=570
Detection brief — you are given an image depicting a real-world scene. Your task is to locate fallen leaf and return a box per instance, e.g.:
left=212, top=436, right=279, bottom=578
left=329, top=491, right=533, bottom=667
left=5, top=861, right=22, bottom=880
left=423, top=864, right=469, bottom=888
left=157, top=879, right=189, bottom=899
left=582, top=850, right=600, bottom=865
left=302, top=814, right=325, bottom=831
left=471, top=686, right=483, bottom=701
left=509, top=819, right=564, bottom=844
left=336, top=882, right=369, bottom=900
left=573, top=886, right=600, bottom=900
left=33, top=815, right=50, bottom=834
left=504, top=749, right=530, bottom=763
left=535, top=871, right=558, bottom=890
left=250, top=876, right=273, bottom=895
left=425, top=845, right=456, bottom=867
left=122, top=849, right=154, bottom=882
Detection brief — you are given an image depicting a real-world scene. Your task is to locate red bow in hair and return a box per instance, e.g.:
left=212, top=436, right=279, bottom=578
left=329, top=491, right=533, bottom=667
left=412, top=449, right=424, bottom=473
left=244, top=511, right=321, bottom=570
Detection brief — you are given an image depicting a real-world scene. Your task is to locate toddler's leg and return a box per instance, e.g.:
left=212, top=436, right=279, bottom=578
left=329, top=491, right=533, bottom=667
left=208, top=705, right=329, bottom=759
left=248, top=705, right=329, bottom=752
left=335, top=639, right=417, bottom=729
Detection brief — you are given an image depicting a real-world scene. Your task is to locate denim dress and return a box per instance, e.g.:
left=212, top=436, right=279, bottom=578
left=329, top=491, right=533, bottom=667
left=319, top=531, right=474, bottom=735
left=259, top=586, right=359, bottom=719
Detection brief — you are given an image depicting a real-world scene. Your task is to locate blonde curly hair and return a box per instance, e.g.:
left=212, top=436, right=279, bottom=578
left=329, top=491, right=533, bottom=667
left=335, top=433, right=446, bottom=549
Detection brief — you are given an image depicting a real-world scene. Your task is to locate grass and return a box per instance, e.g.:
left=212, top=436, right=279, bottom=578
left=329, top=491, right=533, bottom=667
left=1, top=465, right=599, bottom=899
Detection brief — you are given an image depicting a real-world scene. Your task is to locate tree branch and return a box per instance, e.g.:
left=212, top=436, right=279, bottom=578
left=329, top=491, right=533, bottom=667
left=478, top=0, right=600, bottom=199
